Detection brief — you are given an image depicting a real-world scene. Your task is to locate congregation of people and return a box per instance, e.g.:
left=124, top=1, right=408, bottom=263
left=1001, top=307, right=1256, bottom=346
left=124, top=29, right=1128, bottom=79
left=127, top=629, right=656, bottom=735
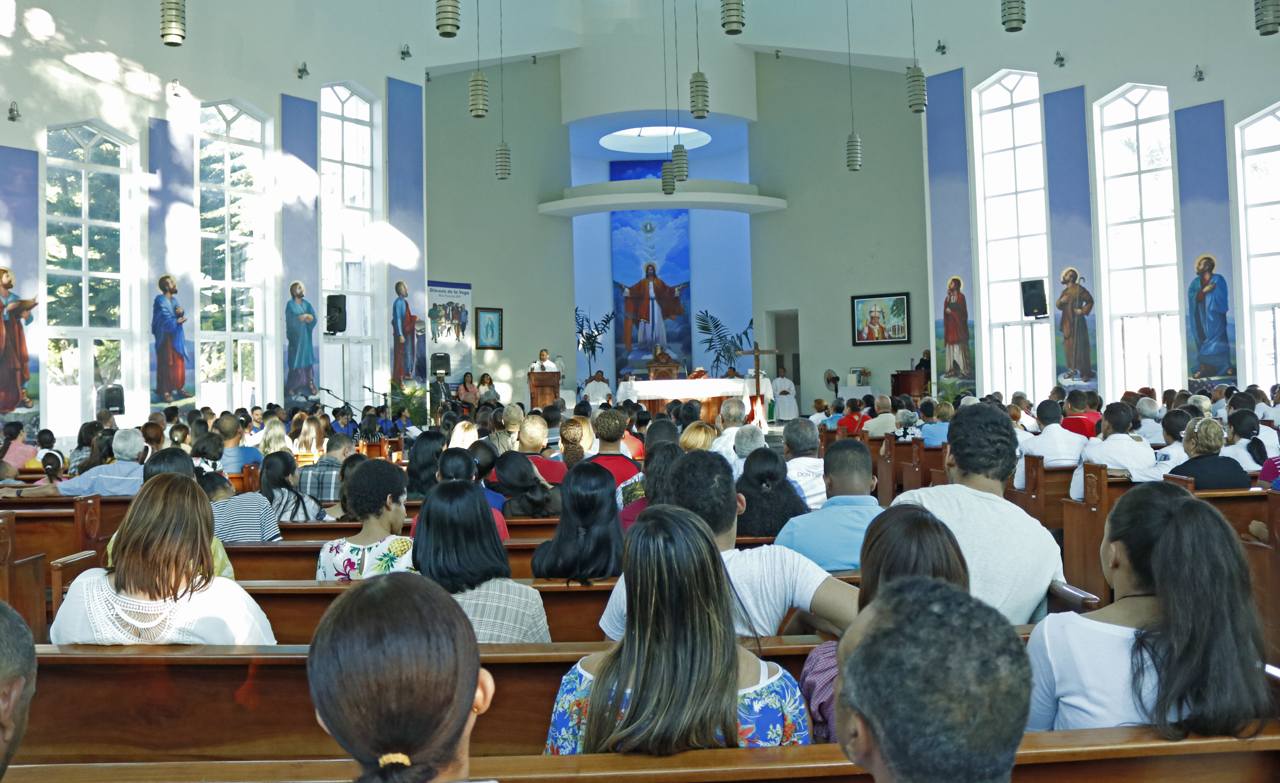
left=1, top=376, right=1278, bottom=782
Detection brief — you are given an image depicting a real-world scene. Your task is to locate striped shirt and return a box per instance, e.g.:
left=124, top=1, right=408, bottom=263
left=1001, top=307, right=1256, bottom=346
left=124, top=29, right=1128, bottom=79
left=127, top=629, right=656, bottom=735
left=212, top=493, right=283, bottom=543
left=452, top=578, right=551, bottom=644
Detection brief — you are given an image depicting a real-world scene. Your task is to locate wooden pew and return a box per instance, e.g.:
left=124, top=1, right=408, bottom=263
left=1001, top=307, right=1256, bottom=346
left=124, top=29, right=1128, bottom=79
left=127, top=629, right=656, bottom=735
left=1060, top=463, right=1133, bottom=603
left=17, top=637, right=824, bottom=764
left=228, top=463, right=261, bottom=494
left=899, top=439, right=944, bottom=493
left=4, top=497, right=105, bottom=584
left=507, top=516, right=560, bottom=540
left=817, top=424, right=838, bottom=456
left=1018, top=455, right=1075, bottom=532
left=13, top=722, right=1280, bottom=782
left=0, top=512, right=47, bottom=643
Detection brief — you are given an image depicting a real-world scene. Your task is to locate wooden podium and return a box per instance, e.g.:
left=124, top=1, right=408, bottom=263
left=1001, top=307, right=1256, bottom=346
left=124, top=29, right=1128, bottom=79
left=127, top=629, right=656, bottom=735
left=528, top=371, right=561, bottom=410
left=891, top=369, right=927, bottom=402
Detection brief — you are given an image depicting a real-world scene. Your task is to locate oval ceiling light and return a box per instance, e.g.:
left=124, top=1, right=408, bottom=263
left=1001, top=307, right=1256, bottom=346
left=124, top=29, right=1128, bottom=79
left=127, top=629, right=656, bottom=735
left=599, top=126, right=712, bottom=154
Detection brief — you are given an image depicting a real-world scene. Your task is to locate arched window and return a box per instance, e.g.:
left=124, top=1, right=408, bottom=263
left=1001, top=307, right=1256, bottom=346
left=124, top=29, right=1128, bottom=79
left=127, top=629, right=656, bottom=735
left=43, top=122, right=130, bottom=431
left=1095, top=84, right=1182, bottom=395
left=319, top=83, right=377, bottom=405
left=198, top=101, right=268, bottom=410
left=1238, top=103, right=1280, bottom=387
left=972, top=70, right=1053, bottom=399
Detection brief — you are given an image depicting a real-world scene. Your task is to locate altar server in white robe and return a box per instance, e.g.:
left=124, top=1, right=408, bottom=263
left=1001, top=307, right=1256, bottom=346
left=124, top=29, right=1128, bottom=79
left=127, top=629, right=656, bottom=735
left=773, top=368, right=799, bottom=421
left=583, top=370, right=613, bottom=407
left=616, top=373, right=638, bottom=404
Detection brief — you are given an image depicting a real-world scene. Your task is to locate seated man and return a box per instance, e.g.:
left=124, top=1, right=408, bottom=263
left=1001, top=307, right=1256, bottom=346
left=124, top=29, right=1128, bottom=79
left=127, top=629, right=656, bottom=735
left=1069, top=403, right=1168, bottom=500
left=1060, top=389, right=1101, bottom=439
left=783, top=418, right=827, bottom=510
left=585, top=409, right=642, bottom=487
left=0, top=601, right=36, bottom=777
left=860, top=396, right=898, bottom=438
left=516, top=414, right=567, bottom=484
left=835, top=578, right=1029, bottom=783
left=215, top=413, right=264, bottom=475
left=710, top=398, right=748, bottom=464
left=1134, top=397, right=1165, bottom=445
left=298, top=434, right=356, bottom=504
left=599, top=450, right=860, bottom=640
left=2, top=428, right=149, bottom=498
left=776, top=440, right=881, bottom=572
left=893, top=403, right=1062, bottom=624
left=1012, top=400, right=1087, bottom=490
left=582, top=370, right=612, bottom=407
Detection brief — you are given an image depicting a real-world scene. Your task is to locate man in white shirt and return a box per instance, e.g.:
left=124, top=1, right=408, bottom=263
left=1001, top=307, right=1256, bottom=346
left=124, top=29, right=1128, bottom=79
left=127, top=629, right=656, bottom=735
left=582, top=370, right=612, bottom=407
left=710, top=398, right=748, bottom=464
left=1133, top=397, right=1165, bottom=445
left=1230, top=392, right=1279, bottom=458
left=598, top=450, right=860, bottom=640
left=860, top=396, right=898, bottom=438
left=528, top=348, right=558, bottom=373
left=773, top=367, right=799, bottom=421
left=783, top=418, right=827, bottom=510
left=1012, top=401, right=1087, bottom=490
left=1010, top=392, right=1040, bottom=433
left=1068, top=403, right=1168, bottom=500
left=892, top=403, right=1063, bottom=625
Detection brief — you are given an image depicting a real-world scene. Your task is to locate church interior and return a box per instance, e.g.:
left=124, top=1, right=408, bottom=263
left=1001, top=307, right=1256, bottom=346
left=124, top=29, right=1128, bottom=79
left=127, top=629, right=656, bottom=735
left=2, top=1, right=1280, bottom=781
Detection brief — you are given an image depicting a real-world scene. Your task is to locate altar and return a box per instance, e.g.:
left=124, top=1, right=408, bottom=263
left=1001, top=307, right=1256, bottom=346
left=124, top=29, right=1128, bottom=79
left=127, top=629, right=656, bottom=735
left=630, top=378, right=762, bottom=425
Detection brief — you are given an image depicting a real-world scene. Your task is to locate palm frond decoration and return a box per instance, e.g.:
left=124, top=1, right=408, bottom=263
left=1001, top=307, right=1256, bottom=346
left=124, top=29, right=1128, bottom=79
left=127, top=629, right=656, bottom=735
left=575, top=307, right=614, bottom=375
left=696, top=311, right=754, bottom=376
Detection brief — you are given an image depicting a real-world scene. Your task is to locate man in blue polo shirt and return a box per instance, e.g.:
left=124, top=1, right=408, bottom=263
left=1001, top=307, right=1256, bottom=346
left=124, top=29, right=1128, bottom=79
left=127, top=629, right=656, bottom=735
left=775, top=438, right=881, bottom=572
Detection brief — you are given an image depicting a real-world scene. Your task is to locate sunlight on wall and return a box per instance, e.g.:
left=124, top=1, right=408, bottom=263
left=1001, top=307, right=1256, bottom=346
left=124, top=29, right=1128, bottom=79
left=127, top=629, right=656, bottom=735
left=0, top=0, right=15, bottom=38
left=361, top=221, right=420, bottom=270
left=22, top=7, right=54, bottom=41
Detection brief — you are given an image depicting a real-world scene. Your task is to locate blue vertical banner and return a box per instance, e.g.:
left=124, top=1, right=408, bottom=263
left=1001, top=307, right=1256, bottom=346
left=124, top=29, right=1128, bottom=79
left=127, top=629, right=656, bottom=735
left=1043, top=86, right=1098, bottom=392
left=387, top=77, right=427, bottom=386
left=0, top=146, right=41, bottom=428
left=925, top=69, right=977, bottom=400
left=610, top=161, right=692, bottom=378
left=147, top=118, right=198, bottom=410
left=1175, top=101, right=1237, bottom=387
left=281, top=94, right=322, bottom=407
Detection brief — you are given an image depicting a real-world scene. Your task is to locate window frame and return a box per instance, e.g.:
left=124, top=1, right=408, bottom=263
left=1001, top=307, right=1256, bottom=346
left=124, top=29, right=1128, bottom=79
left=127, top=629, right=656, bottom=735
left=1236, top=101, right=1280, bottom=389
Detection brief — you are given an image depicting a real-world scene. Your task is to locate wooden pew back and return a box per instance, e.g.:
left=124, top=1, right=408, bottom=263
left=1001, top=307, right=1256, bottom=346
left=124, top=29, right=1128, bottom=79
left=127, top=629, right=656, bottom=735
left=1061, top=463, right=1133, bottom=602
left=0, top=512, right=47, bottom=643
left=1022, top=455, right=1075, bottom=531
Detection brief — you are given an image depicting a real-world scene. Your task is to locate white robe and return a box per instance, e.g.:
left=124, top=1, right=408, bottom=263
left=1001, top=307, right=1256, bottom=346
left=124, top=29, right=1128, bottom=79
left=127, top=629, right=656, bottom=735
left=774, top=377, right=798, bottom=421
left=584, top=380, right=612, bottom=406
left=616, top=380, right=638, bottom=404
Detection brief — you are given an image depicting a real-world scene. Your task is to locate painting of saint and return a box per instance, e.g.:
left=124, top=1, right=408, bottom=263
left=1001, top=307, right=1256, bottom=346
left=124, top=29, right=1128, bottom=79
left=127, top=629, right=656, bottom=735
left=942, top=276, right=972, bottom=378
left=0, top=267, right=36, bottom=412
left=151, top=274, right=188, bottom=402
left=617, top=261, right=687, bottom=355
left=285, top=280, right=318, bottom=397
left=1187, top=254, right=1233, bottom=379
left=391, top=281, right=418, bottom=383
left=1056, top=267, right=1094, bottom=382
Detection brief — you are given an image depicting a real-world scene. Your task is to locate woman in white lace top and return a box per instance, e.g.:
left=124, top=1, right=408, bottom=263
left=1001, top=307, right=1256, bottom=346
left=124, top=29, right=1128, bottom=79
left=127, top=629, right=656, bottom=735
left=50, top=474, right=275, bottom=645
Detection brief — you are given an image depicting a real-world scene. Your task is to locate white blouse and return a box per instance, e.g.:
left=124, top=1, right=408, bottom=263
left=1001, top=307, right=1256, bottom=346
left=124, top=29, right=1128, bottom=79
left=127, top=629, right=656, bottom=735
left=50, top=568, right=276, bottom=646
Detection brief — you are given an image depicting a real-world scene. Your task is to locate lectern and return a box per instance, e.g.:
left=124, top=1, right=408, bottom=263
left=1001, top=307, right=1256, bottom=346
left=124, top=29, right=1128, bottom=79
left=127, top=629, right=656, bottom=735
left=528, top=371, right=561, bottom=410
left=891, top=369, right=927, bottom=402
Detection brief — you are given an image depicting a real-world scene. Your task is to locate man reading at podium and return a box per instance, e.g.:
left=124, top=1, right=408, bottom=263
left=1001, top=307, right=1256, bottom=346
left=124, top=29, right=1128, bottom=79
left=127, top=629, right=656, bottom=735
left=529, top=349, right=558, bottom=373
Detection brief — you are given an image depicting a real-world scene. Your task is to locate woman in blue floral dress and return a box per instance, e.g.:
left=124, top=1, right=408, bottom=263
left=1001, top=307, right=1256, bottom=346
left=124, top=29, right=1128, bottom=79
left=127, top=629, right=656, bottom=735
left=545, top=505, right=810, bottom=755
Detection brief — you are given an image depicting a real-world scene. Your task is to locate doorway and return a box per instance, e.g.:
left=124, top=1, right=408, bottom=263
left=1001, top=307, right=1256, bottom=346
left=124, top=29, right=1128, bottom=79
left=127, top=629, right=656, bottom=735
left=769, top=310, right=801, bottom=398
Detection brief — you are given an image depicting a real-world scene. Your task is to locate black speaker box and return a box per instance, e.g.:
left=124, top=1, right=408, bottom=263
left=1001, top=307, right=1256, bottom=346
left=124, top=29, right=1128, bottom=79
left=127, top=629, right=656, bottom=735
left=97, top=384, right=125, bottom=415
left=326, top=294, right=347, bottom=334
left=1021, top=279, right=1048, bottom=318
left=430, top=353, right=451, bottom=376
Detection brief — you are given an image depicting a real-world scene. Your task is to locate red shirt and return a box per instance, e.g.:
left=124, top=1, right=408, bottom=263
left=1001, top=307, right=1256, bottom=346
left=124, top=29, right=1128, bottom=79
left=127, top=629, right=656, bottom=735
left=1260, top=456, right=1280, bottom=486
left=620, top=497, right=649, bottom=530
left=838, top=413, right=869, bottom=436
left=622, top=431, right=645, bottom=461
left=1061, top=411, right=1102, bottom=439
left=585, top=453, right=643, bottom=487
left=527, top=454, right=569, bottom=485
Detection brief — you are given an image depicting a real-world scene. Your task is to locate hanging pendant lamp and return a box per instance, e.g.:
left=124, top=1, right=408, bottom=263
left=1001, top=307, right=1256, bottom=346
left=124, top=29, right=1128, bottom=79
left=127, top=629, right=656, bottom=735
left=1258, top=0, right=1280, bottom=35
left=161, top=0, right=186, bottom=46
left=468, top=0, right=488, bottom=118
left=847, top=132, right=864, bottom=172
left=436, top=0, right=461, bottom=38
left=843, top=0, right=862, bottom=171
left=905, top=0, right=927, bottom=113
left=662, top=161, right=676, bottom=195
left=720, top=0, right=744, bottom=35
left=673, top=143, right=689, bottom=181
left=1001, top=0, right=1026, bottom=32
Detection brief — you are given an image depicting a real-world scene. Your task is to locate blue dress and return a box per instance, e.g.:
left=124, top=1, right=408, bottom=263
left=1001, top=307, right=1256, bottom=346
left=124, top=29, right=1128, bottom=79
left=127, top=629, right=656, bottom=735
left=545, top=659, right=811, bottom=755
left=1187, top=272, right=1232, bottom=375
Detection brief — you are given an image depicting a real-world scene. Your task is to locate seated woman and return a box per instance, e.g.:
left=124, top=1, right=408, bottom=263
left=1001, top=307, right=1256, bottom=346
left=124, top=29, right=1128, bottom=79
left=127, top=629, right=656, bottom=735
left=1027, top=482, right=1271, bottom=734
left=357, top=413, right=384, bottom=445
left=492, top=451, right=562, bottom=518
left=190, top=433, right=223, bottom=474
left=1222, top=410, right=1267, bottom=473
left=258, top=418, right=291, bottom=457
left=260, top=450, right=324, bottom=522
left=413, top=481, right=550, bottom=643
left=532, top=462, right=622, bottom=583
left=469, top=440, right=507, bottom=512
left=556, top=418, right=587, bottom=469
left=448, top=420, right=480, bottom=450
left=406, top=431, right=447, bottom=501
left=291, top=415, right=326, bottom=457
left=1168, top=417, right=1252, bottom=490
left=798, top=504, right=969, bottom=742
left=308, top=572, right=495, bottom=783
left=316, top=459, right=415, bottom=582
left=167, top=423, right=191, bottom=454
left=678, top=421, right=717, bottom=452
left=735, top=448, right=809, bottom=538
left=545, top=505, right=811, bottom=755
left=620, top=441, right=682, bottom=530
left=324, top=453, right=369, bottom=521
left=408, top=448, right=509, bottom=541
left=51, top=473, right=275, bottom=645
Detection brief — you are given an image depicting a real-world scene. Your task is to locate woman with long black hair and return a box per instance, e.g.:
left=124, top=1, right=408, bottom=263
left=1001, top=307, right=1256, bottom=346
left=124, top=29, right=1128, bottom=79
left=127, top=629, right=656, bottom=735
left=406, top=431, right=446, bottom=501
left=492, top=451, right=561, bottom=517
left=531, top=462, right=621, bottom=583
left=1027, top=482, right=1272, bottom=735
left=260, top=450, right=323, bottom=522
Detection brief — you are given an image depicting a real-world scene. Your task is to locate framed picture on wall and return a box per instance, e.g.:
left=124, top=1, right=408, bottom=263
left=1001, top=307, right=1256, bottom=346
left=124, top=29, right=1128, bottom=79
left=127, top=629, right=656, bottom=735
left=851, top=292, right=910, bottom=346
left=475, top=307, right=504, bottom=350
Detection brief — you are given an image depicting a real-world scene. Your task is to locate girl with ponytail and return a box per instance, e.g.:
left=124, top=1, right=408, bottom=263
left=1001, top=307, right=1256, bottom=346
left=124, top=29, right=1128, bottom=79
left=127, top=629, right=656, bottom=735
left=1027, top=482, right=1272, bottom=735
left=1223, top=410, right=1267, bottom=472
left=309, top=573, right=495, bottom=783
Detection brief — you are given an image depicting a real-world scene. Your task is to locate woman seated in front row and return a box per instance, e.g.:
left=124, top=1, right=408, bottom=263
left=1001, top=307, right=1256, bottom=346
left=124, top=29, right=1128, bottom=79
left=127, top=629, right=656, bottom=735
left=1167, top=416, right=1252, bottom=491
left=544, top=505, right=810, bottom=755
left=51, top=473, right=275, bottom=645
left=1027, top=482, right=1272, bottom=734
left=309, top=572, right=495, bottom=783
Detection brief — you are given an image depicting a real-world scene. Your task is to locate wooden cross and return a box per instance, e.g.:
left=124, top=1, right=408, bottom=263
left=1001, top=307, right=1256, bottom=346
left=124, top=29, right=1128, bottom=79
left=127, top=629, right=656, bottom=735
left=736, top=341, right=779, bottom=399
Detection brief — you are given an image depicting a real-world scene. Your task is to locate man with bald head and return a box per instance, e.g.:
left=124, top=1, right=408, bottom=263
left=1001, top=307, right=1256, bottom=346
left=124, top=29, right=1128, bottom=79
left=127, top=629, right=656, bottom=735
left=0, top=602, right=36, bottom=776
left=860, top=395, right=898, bottom=438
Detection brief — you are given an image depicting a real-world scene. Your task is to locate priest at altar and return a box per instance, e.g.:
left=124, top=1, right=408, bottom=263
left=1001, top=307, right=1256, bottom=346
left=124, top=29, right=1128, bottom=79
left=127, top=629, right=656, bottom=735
left=628, top=375, right=769, bottom=427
